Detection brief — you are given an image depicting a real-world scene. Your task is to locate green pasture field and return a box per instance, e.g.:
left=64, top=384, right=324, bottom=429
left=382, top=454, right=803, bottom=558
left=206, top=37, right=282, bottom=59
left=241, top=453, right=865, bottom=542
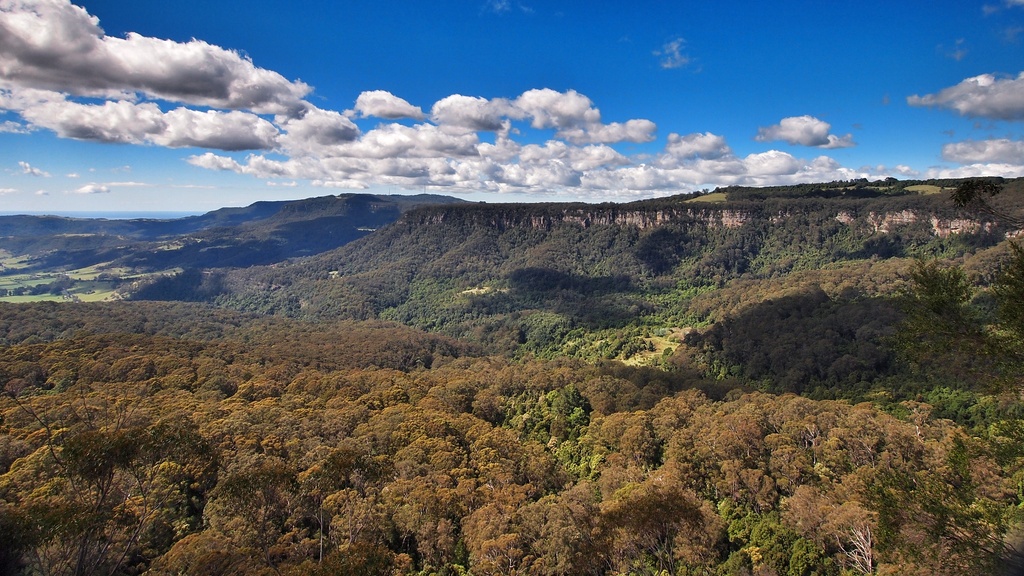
left=905, top=184, right=946, bottom=194
left=0, top=256, right=179, bottom=303
left=686, top=192, right=727, bottom=203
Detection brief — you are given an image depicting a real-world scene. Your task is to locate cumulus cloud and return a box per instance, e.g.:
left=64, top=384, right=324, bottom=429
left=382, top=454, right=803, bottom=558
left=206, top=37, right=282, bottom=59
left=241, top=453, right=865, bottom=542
left=276, top=106, right=360, bottom=154
left=431, top=94, right=516, bottom=133
left=0, top=0, right=923, bottom=200
left=12, top=93, right=279, bottom=150
left=518, top=141, right=628, bottom=172
left=654, top=37, right=691, bottom=69
left=187, top=152, right=243, bottom=172
left=0, top=119, right=26, bottom=132
left=663, top=132, right=732, bottom=161
left=942, top=138, right=1024, bottom=164
left=755, top=115, right=855, bottom=148
left=18, top=160, right=49, bottom=176
left=0, top=0, right=310, bottom=114
left=197, top=126, right=893, bottom=197
left=513, top=88, right=656, bottom=144
left=908, top=73, right=1024, bottom=120
left=515, top=89, right=599, bottom=130
left=336, top=123, right=480, bottom=159
left=355, top=90, right=425, bottom=120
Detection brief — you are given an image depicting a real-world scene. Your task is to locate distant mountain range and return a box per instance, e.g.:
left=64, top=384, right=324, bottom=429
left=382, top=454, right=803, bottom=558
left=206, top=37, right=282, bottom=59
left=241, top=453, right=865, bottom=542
left=0, top=193, right=467, bottom=272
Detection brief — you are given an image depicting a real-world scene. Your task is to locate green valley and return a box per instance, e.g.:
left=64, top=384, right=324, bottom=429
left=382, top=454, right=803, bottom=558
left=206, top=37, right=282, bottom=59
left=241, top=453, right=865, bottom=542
left=2, top=177, right=1023, bottom=575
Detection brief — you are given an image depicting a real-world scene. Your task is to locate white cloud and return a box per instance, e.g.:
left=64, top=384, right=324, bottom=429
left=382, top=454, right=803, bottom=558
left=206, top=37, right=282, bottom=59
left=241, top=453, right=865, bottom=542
left=654, top=37, right=691, bottom=70
left=514, top=88, right=656, bottom=144
left=908, top=72, right=1024, bottom=120
left=514, top=88, right=600, bottom=130
left=355, top=90, right=425, bottom=120
left=923, top=163, right=1024, bottom=179
left=189, top=124, right=899, bottom=198
left=942, top=138, right=1024, bottom=164
left=0, top=187, right=16, bottom=194
left=187, top=152, right=243, bottom=172
left=0, top=119, right=27, bottom=133
left=431, top=94, right=516, bottom=133
left=556, top=119, right=658, bottom=145
left=18, top=160, right=49, bottom=176
left=662, top=132, right=732, bottom=161
left=73, top=183, right=110, bottom=194
left=743, top=150, right=805, bottom=176
left=518, top=141, right=627, bottom=171
left=334, top=123, right=480, bottom=160
left=10, top=89, right=279, bottom=150
left=156, top=108, right=279, bottom=150
left=0, top=0, right=310, bottom=114
left=276, top=106, right=360, bottom=154
left=0, top=1, right=940, bottom=201
left=755, top=115, right=855, bottom=148
left=497, top=160, right=582, bottom=188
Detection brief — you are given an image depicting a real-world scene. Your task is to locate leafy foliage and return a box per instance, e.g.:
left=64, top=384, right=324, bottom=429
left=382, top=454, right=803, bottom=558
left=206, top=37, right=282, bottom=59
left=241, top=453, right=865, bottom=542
left=3, top=178, right=1024, bottom=574
left=0, top=300, right=1021, bottom=574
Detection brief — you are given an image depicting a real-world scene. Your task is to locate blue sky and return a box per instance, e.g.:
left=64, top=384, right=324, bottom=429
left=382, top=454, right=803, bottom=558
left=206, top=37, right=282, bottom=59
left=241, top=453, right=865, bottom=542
left=1, top=0, right=1023, bottom=213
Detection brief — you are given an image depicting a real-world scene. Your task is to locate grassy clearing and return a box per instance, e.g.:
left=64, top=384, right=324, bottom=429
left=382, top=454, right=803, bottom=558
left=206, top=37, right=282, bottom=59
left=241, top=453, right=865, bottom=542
left=0, top=259, right=179, bottom=303
left=622, top=328, right=691, bottom=366
left=686, top=192, right=727, bottom=203
left=461, top=286, right=508, bottom=295
left=0, top=254, right=34, bottom=272
left=0, top=294, right=67, bottom=303
left=906, top=184, right=945, bottom=195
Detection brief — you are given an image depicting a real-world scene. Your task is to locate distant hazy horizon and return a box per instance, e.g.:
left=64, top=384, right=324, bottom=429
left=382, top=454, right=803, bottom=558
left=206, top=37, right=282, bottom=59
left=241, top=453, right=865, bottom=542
left=0, top=211, right=205, bottom=220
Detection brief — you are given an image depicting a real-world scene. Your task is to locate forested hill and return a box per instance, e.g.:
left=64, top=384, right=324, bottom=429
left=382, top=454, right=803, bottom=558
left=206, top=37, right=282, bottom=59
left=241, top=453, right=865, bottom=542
left=137, top=179, right=1022, bottom=376
left=0, top=193, right=466, bottom=272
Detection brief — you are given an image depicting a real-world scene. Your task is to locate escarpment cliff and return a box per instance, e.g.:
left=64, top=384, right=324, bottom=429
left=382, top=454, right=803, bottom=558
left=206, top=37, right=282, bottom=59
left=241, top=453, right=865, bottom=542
left=399, top=192, right=1010, bottom=240
left=196, top=181, right=1022, bottom=327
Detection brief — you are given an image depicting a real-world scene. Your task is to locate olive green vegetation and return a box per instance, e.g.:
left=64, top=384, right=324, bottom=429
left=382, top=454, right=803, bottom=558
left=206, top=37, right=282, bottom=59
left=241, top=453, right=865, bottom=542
left=181, top=179, right=1019, bottom=378
left=1, top=177, right=1024, bottom=575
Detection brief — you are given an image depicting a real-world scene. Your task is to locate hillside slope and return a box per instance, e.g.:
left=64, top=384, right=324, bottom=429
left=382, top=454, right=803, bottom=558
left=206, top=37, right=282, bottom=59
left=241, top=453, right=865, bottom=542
left=0, top=193, right=466, bottom=273
left=132, top=178, right=1023, bottom=393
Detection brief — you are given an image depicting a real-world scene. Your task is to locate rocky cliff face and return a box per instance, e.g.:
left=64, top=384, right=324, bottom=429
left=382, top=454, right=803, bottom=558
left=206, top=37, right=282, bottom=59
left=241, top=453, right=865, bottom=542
left=407, top=202, right=1012, bottom=238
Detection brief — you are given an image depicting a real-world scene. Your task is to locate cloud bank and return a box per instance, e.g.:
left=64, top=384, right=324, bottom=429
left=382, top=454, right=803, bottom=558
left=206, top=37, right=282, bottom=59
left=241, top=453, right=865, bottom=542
left=0, top=0, right=1021, bottom=200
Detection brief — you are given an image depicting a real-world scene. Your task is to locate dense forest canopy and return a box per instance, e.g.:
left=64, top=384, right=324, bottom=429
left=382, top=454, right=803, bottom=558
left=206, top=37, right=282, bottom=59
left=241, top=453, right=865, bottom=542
left=2, top=178, right=1024, bottom=575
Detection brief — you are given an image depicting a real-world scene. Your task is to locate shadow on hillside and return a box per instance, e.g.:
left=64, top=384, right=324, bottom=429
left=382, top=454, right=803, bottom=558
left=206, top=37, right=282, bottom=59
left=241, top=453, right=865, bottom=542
left=507, top=267, right=646, bottom=329
left=679, top=285, right=902, bottom=394
left=508, top=267, right=632, bottom=294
